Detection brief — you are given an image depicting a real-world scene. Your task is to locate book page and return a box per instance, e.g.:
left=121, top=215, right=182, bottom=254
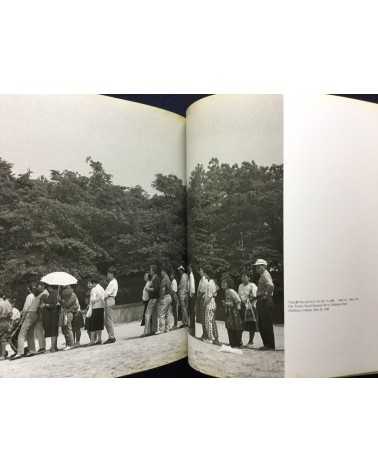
left=285, top=95, right=378, bottom=377
left=0, top=95, right=187, bottom=377
left=186, top=94, right=284, bottom=377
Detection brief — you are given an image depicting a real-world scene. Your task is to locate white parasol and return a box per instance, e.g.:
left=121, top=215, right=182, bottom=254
left=40, top=271, right=78, bottom=286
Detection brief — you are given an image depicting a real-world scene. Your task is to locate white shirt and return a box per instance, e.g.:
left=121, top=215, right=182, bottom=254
left=198, top=276, right=209, bottom=295
left=238, top=282, right=257, bottom=302
left=90, top=284, right=105, bottom=309
left=22, top=293, right=35, bottom=312
left=142, top=280, right=151, bottom=302
left=171, top=279, right=178, bottom=293
left=11, top=307, right=21, bottom=321
left=206, top=279, right=218, bottom=299
left=0, top=299, right=12, bottom=319
left=188, top=272, right=196, bottom=296
left=178, top=273, right=189, bottom=294
left=104, top=278, right=118, bottom=299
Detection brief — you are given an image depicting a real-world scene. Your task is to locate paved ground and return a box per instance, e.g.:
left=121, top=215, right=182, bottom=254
left=0, top=322, right=187, bottom=378
left=0, top=318, right=284, bottom=377
left=189, top=322, right=284, bottom=377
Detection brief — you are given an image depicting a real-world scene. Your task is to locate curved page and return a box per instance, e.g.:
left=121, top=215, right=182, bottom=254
left=0, top=95, right=187, bottom=377
left=285, top=95, right=378, bottom=377
left=186, top=95, right=284, bottom=377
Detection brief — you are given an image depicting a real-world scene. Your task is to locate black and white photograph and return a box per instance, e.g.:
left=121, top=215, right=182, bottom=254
left=3, top=11, right=378, bottom=472
left=186, top=95, right=284, bottom=377
left=0, top=95, right=188, bottom=377
left=0, top=94, right=284, bottom=378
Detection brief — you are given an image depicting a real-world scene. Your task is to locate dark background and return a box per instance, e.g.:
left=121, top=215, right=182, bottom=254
left=335, top=94, right=378, bottom=104
left=107, top=94, right=378, bottom=115
left=106, top=94, right=211, bottom=117
left=112, top=94, right=377, bottom=378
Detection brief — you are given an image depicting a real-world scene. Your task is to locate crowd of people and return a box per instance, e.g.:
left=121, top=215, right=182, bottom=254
left=0, top=258, right=276, bottom=361
left=0, top=269, right=118, bottom=360
left=140, top=264, right=194, bottom=335
left=142, top=258, right=276, bottom=351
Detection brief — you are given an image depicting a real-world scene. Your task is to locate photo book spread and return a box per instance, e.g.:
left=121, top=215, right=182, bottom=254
left=0, top=94, right=376, bottom=378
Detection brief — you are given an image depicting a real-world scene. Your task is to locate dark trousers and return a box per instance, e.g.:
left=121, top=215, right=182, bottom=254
left=241, top=302, right=256, bottom=343
left=189, top=296, right=196, bottom=336
left=195, top=296, right=208, bottom=339
left=227, top=328, right=243, bottom=348
left=141, top=300, right=148, bottom=326
left=257, top=298, right=275, bottom=349
left=171, top=293, right=178, bottom=327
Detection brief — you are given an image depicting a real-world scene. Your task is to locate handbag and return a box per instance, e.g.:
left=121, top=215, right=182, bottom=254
left=86, top=305, right=93, bottom=319
left=244, top=299, right=257, bottom=322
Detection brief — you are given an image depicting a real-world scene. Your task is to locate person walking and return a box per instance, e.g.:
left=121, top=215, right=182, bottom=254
left=221, top=276, right=243, bottom=348
left=196, top=267, right=209, bottom=339
left=143, top=265, right=160, bottom=336
left=254, top=259, right=275, bottom=350
left=87, top=278, right=105, bottom=345
left=238, top=273, right=258, bottom=348
left=177, top=266, right=189, bottom=327
left=12, top=283, right=45, bottom=360
left=103, top=268, right=118, bottom=344
left=40, top=285, right=60, bottom=352
left=60, top=285, right=80, bottom=350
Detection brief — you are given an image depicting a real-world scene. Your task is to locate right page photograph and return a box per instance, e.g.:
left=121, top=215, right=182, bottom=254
left=186, top=94, right=284, bottom=377
left=285, top=95, right=378, bottom=377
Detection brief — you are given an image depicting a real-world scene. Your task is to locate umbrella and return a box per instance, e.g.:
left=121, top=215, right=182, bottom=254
left=40, top=271, right=78, bottom=286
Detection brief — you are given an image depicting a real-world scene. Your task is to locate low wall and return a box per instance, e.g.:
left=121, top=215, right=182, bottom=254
left=111, top=299, right=284, bottom=325
left=111, top=302, right=144, bottom=324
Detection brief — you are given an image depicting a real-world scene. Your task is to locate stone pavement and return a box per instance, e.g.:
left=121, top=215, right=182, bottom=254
left=0, top=319, right=284, bottom=378
left=189, top=322, right=284, bottom=377
left=0, top=321, right=187, bottom=378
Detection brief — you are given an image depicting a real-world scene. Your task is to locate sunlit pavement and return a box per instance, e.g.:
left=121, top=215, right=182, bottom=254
left=189, top=322, right=284, bottom=377
left=0, top=321, right=187, bottom=378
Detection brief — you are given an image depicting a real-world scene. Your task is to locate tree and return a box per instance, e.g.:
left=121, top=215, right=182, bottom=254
left=188, top=158, right=283, bottom=278
left=0, top=157, right=187, bottom=306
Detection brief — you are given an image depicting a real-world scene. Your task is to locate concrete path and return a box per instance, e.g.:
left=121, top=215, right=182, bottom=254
left=189, top=322, right=284, bottom=377
left=0, top=322, right=187, bottom=378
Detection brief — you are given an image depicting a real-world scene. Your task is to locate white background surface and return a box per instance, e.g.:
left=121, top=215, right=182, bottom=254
left=1, top=1, right=378, bottom=472
left=285, top=96, right=378, bottom=376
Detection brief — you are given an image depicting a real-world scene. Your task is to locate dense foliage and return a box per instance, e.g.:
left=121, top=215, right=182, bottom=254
left=188, top=158, right=283, bottom=277
left=188, top=158, right=283, bottom=321
left=0, top=157, right=186, bottom=305
left=0, top=156, right=283, bottom=318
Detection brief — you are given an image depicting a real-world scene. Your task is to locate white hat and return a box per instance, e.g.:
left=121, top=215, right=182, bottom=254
left=177, top=265, right=185, bottom=271
left=253, top=258, right=268, bottom=266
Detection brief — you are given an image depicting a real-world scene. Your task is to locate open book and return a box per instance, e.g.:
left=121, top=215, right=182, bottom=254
left=0, top=94, right=375, bottom=378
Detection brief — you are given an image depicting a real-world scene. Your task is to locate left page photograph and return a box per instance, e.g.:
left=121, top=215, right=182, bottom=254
left=0, top=95, right=187, bottom=377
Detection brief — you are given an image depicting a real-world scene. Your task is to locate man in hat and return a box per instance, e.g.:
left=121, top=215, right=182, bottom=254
left=254, top=259, right=275, bottom=350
